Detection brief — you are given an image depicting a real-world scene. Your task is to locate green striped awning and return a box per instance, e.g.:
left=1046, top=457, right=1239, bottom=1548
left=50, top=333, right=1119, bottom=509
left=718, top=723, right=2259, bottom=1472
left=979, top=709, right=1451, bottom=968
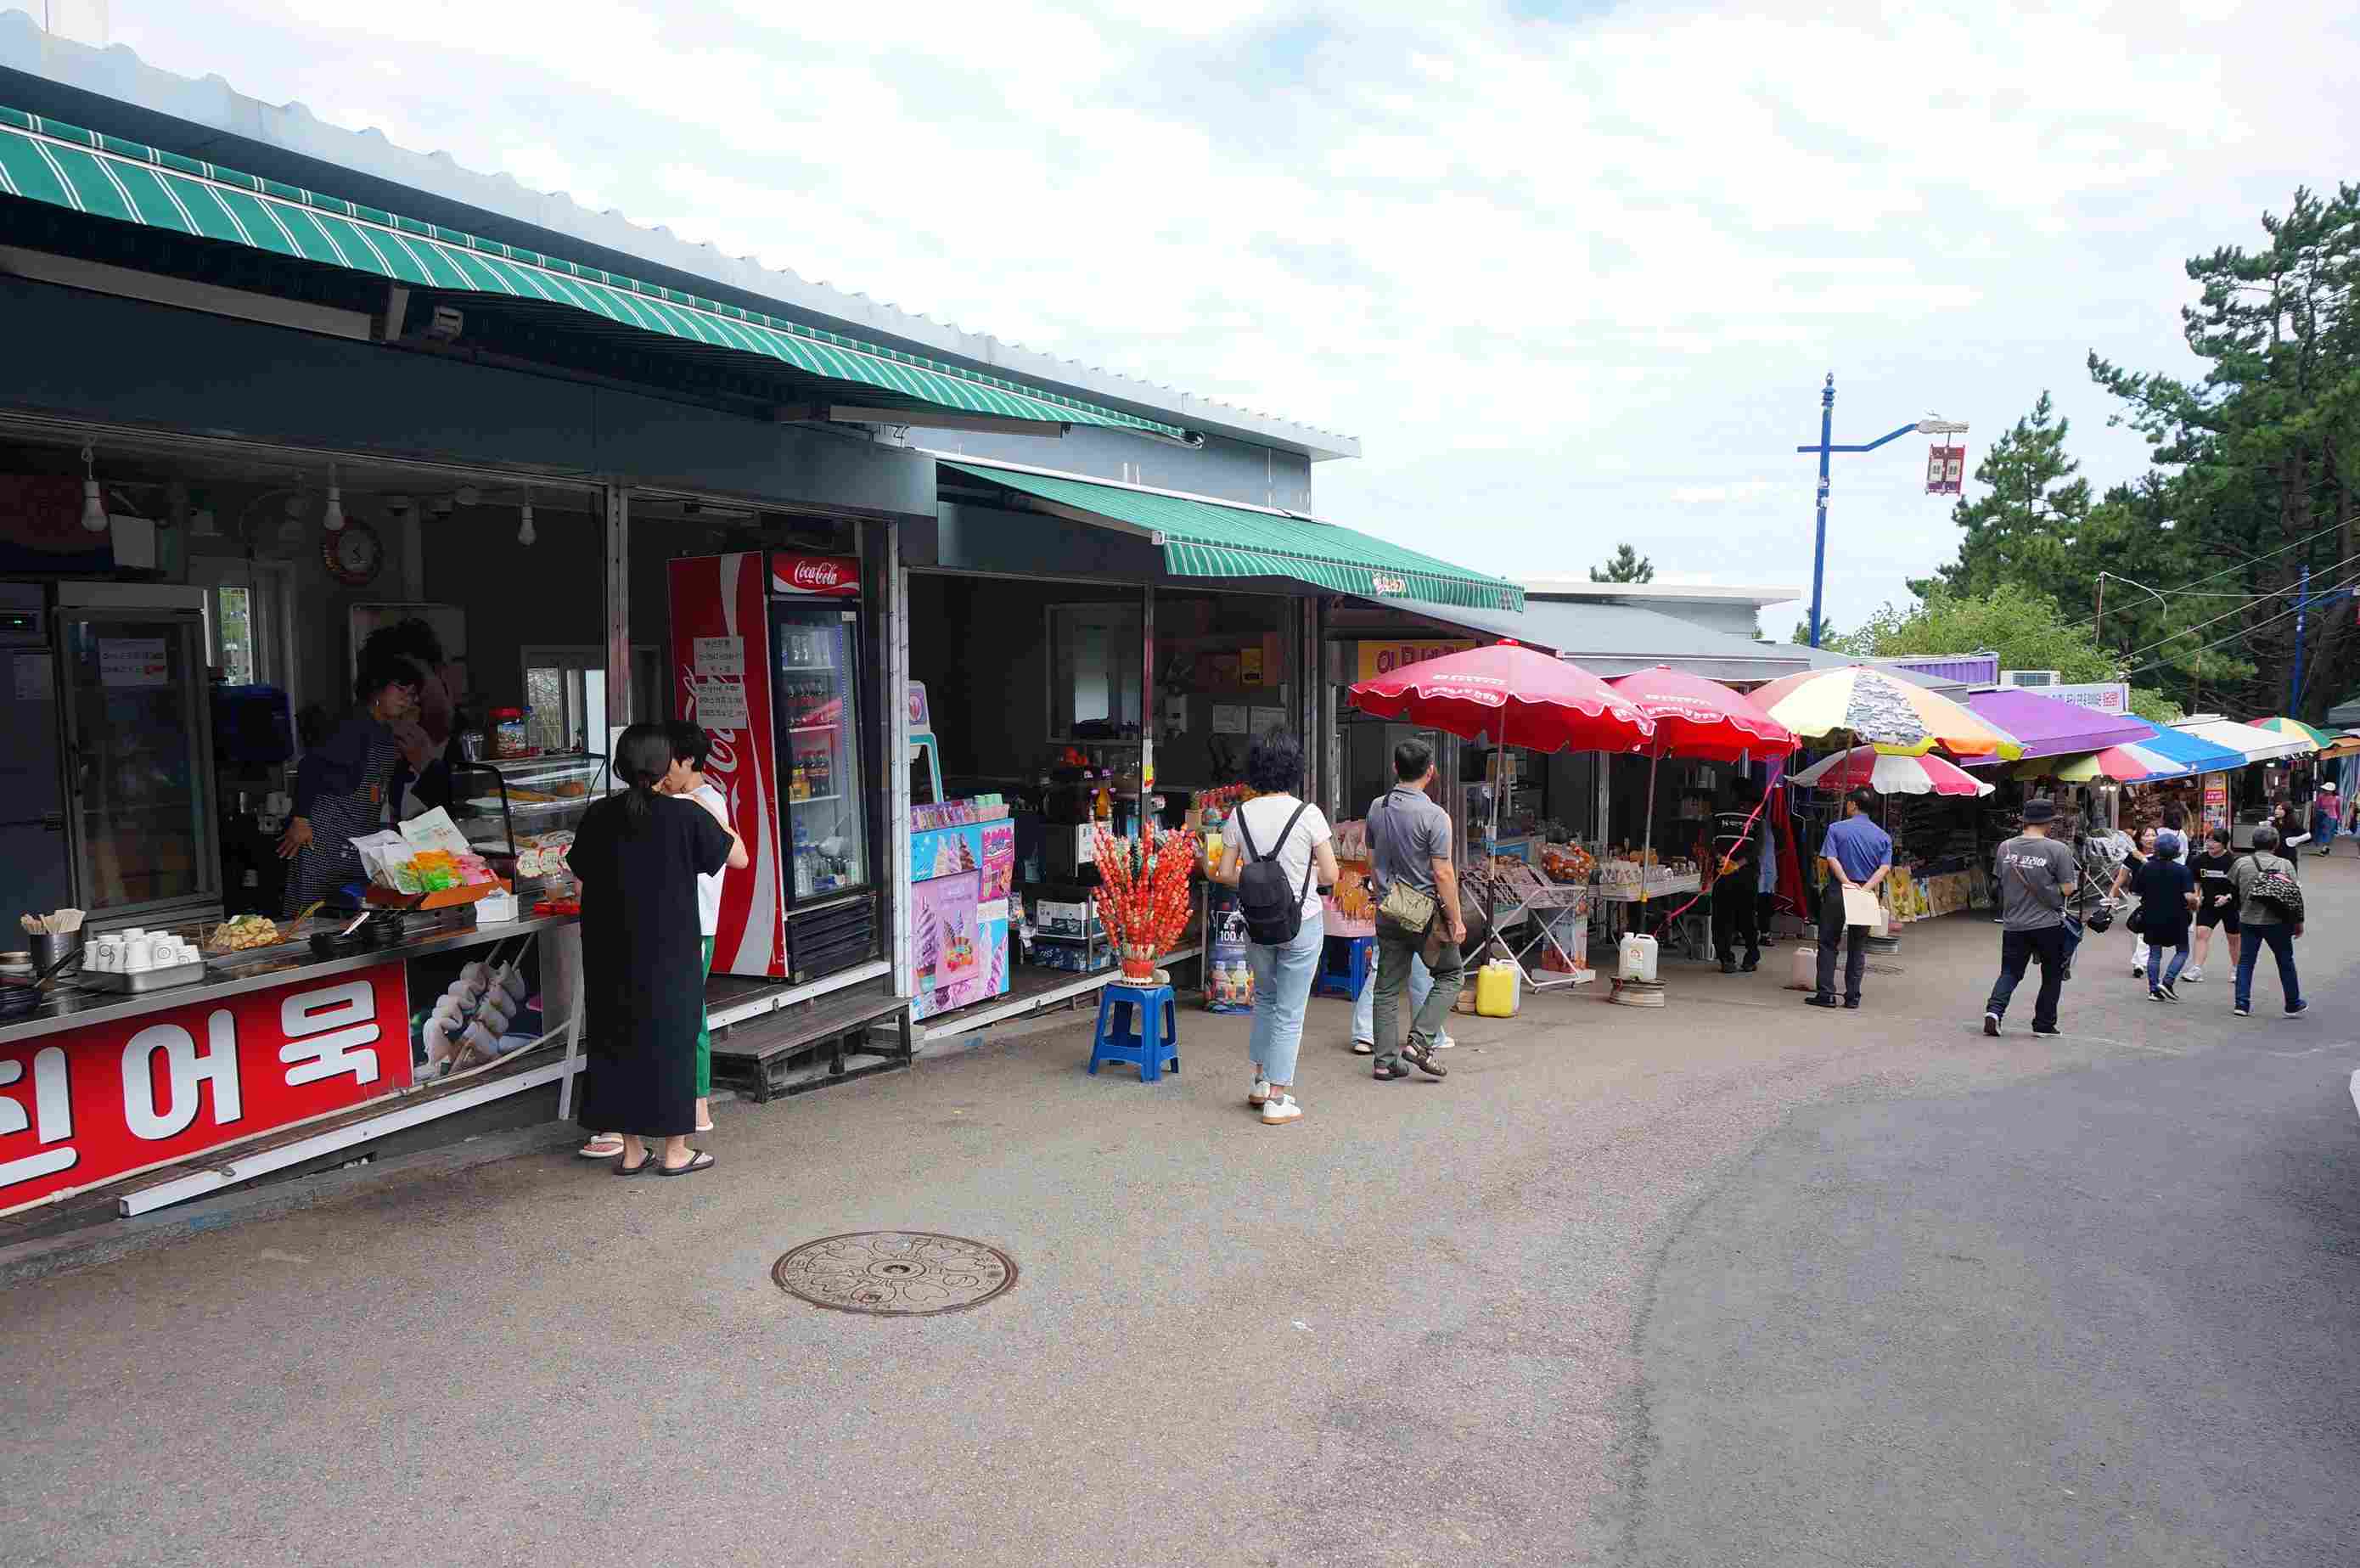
left=0, top=106, right=1186, bottom=441
left=943, top=461, right=1523, bottom=612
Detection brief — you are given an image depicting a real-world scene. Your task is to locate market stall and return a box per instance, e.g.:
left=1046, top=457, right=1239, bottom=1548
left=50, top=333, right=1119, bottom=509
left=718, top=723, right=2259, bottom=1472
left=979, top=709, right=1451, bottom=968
left=1750, top=665, right=2022, bottom=933
left=1346, top=640, right=1656, bottom=1003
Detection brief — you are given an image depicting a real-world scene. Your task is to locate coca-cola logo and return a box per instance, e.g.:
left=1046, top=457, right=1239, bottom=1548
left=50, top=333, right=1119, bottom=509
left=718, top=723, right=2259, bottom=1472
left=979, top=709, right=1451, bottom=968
left=775, top=554, right=857, bottom=593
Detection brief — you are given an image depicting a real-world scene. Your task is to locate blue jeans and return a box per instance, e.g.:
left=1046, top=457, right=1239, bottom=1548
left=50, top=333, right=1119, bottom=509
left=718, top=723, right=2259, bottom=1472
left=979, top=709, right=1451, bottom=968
left=1352, top=950, right=1452, bottom=1045
left=2234, top=924, right=2302, bottom=1013
left=1245, top=909, right=1324, bottom=1085
left=2145, top=937, right=2189, bottom=991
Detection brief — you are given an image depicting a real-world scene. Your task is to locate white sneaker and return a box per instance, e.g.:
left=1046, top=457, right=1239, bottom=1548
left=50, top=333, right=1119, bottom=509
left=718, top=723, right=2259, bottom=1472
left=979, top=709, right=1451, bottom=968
left=1260, top=1093, right=1302, bottom=1126
left=1434, top=1033, right=1458, bottom=1050
left=1350, top=1038, right=1374, bottom=1055
left=2181, top=967, right=2204, bottom=983
left=1247, top=1076, right=1271, bottom=1108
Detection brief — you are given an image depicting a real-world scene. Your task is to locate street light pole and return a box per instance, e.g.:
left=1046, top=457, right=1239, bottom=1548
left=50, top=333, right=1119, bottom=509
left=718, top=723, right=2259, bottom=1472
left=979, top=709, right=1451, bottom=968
left=1795, top=374, right=1964, bottom=649
left=1807, top=375, right=1834, bottom=649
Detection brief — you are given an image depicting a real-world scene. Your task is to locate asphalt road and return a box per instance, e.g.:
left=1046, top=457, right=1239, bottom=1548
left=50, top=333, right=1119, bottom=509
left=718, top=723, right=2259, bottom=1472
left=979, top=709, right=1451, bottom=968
left=3, top=859, right=2357, bottom=1566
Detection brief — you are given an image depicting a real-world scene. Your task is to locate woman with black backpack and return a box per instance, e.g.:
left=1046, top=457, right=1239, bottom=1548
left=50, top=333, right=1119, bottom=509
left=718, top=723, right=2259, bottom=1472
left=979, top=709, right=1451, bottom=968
left=1206, top=732, right=1339, bottom=1127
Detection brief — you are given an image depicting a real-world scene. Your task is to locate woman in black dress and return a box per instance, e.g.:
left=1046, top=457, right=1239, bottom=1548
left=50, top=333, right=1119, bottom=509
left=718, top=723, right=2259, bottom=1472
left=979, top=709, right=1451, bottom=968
left=571, top=725, right=746, bottom=1176
left=276, top=649, right=449, bottom=913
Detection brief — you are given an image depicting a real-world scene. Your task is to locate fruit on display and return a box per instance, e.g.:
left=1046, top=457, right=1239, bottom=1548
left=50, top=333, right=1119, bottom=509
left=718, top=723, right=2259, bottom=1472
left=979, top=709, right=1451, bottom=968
left=1092, top=824, right=1200, bottom=979
left=1541, top=843, right=1595, bottom=884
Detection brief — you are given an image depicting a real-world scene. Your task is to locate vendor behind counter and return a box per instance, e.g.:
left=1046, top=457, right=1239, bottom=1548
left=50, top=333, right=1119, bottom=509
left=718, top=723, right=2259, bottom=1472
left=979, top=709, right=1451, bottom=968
left=277, top=641, right=451, bottom=915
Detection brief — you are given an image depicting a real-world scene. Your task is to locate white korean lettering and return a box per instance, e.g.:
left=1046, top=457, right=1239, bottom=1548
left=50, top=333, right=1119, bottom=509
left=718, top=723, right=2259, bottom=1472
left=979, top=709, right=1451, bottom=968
left=278, top=980, right=380, bottom=1088
left=0, top=1046, right=76, bottom=1189
left=121, top=1011, right=244, bottom=1140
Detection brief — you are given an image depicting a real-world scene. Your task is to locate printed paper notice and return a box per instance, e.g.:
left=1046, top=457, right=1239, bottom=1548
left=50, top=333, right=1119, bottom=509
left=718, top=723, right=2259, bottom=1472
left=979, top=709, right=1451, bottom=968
left=99, top=638, right=168, bottom=688
left=1840, top=886, right=1888, bottom=934
left=12, top=650, right=52, bottom=702
left=692, top=680, right=749, bottom=731
left=693, top=636, right=744, bottom=677
left=1211, top=703, right=1248, bottom=735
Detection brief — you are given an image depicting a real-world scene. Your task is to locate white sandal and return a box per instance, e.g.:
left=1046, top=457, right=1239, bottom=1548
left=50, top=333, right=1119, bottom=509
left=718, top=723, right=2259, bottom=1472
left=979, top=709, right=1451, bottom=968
left=577, top=1133, right=625, bottom=1159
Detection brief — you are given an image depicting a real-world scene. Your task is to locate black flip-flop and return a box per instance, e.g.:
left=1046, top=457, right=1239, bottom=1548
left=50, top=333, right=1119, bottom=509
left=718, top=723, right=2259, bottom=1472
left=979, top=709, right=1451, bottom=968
left=660, top=1149, right=716, bottom=1177
left=614, top=1151, right=658, bottom=1176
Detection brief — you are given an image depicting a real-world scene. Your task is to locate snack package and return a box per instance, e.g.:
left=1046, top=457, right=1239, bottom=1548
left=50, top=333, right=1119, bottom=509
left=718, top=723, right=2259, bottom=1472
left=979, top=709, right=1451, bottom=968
left=396, top=807, right=474, bottom=857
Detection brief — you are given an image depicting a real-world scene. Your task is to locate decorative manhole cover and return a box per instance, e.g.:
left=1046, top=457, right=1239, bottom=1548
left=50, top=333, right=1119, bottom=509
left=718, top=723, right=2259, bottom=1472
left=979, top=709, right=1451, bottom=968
left=771, top=1231, right=1018, bottom=1317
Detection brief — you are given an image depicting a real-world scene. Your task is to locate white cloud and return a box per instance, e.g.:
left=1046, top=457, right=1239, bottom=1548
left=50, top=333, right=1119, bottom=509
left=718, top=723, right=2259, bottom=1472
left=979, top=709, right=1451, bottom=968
left=87, top=1, right=2360, bottom=626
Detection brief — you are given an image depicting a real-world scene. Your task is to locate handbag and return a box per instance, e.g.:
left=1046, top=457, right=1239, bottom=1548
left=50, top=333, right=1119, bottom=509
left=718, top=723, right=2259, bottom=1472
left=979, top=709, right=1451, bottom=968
left=1372, top=795, right=1438, bottom=941
left=2126, top=904, right=2146, bottom=935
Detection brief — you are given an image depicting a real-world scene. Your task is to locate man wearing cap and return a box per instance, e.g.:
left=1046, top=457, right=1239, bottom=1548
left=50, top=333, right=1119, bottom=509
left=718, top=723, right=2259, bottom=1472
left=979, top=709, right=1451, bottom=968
left=1808, top=787, right=1892, bottom=1009
left=1985, top=797, right=2081, bottom=1037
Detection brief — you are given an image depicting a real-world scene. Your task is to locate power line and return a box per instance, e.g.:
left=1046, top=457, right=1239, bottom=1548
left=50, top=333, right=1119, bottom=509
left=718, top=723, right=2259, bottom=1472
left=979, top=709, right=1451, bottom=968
left=2055, top=513, right=2354, bottom=637
left=2113, top=548, right=2360, bottom=666
left=2121, top=562, right=2360, bottom=682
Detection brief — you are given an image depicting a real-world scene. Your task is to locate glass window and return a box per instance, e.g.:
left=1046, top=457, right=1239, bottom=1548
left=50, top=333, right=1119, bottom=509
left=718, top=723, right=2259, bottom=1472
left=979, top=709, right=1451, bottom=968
left=1048, top=602, right=1142, bottom=741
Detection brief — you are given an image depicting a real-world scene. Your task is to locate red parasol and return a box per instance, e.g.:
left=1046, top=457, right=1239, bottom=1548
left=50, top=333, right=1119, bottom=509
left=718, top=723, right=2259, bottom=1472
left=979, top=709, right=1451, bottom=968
left=1602, top=666, right=1795, bottom=890
left=1349, top=640, right=1655, bottom=876
left=1346, top=640, right=1655, bottom=754
left=1604, top=666, right=1795, bottom=761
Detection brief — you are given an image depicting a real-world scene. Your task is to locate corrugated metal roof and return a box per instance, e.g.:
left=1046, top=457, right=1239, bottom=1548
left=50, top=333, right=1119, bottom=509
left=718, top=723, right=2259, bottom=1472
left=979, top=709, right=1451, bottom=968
left=1778, top=642, right=1973, bottom=694
left=0, top=14, right=1359, bottom=458
left=0, top=106, right=1185, bottom=438
left=1414, top=599, right=1816, bottom=686
left=1887, top=654, right=1999, bottom=685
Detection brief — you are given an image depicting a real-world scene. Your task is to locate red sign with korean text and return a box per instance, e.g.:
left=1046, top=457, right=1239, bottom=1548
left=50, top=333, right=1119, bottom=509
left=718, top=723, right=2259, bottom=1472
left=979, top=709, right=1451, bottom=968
left=769, top=553, right=860, bottom=598
left=0, top=962, right=410, bottom=1215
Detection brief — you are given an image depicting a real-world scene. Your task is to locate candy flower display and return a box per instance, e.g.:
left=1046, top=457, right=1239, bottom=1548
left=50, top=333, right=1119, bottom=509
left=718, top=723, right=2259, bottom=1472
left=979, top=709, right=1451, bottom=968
left=1091, top=824, right=1200, bottom=982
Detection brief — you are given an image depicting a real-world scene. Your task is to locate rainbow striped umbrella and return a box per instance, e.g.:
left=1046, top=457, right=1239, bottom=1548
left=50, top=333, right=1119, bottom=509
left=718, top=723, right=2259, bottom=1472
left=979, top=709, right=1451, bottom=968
left=2251, top=716, right=2333, bottom=751
left=1750, top=665, right=2023, bottom=759
left=2016, top=742, right=2185, bottom=784
left=1792, top=745, right=1995, bottom=796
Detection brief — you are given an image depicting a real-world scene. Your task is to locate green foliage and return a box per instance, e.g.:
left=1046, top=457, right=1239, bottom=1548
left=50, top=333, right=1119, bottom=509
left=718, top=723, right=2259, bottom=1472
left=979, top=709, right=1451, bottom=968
left=1590, top=543, right=1655, bottom=583
left=1910, top=184, right=2360, bottom=719
left=1789, top=615, right=1836, bottom=647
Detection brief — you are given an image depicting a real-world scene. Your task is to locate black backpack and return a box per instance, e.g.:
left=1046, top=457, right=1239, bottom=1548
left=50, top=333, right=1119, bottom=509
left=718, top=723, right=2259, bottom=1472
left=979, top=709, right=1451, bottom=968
left=1233, top=801, right=1316, bottom=946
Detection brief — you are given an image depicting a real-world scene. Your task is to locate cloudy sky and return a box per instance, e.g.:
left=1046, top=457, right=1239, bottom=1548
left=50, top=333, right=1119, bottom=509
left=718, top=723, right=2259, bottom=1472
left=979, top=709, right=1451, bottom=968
left=48, top=0, right=2360, bottom=633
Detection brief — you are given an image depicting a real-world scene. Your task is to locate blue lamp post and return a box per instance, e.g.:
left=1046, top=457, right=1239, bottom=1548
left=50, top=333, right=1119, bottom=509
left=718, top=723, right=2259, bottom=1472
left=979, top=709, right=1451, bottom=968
left=1795, top=373, right=1965, bottom=647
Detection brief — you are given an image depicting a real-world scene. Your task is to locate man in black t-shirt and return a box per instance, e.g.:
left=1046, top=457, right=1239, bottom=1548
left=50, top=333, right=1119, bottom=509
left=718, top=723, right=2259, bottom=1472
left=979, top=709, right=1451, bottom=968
left=1711, top=778, right=1765, bottom=974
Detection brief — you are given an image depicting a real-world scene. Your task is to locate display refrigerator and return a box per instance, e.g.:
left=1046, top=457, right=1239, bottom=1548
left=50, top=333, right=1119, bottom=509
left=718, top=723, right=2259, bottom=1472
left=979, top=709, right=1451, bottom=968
left=0, top=583, right=220, bottom=931
left=668, top=550, right=877, bottom=983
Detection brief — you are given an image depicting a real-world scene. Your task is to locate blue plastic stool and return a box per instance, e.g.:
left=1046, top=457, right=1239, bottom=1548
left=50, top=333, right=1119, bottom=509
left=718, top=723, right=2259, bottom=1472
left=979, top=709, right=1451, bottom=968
left=1087, top=982, right=1180, bottom=1082
left=1313, top=934, right=1377, bottom=1000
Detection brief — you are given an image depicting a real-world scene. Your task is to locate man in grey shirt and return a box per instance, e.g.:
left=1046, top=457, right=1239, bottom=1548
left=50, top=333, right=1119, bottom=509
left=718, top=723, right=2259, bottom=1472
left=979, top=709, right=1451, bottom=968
left=2228, top=824, right=2306, bottom=1017
left=1367, top=738, right=1460, bottom=1082
left=1983, top=797, right=2080, bottom=1037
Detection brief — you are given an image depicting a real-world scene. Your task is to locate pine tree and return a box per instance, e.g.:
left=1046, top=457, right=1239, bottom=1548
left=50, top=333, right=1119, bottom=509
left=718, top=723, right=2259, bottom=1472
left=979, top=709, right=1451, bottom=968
left=2089, top=183, right=2360, bottom=716
left=1922, top=392, right=2093, bottom=603
left=1590, top=543, right=1655, bottom=583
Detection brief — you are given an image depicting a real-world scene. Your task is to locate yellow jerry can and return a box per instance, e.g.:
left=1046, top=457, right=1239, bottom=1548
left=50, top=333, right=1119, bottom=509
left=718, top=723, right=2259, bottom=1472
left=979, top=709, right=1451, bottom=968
left=1475, top=958, right=1521, bottom=1018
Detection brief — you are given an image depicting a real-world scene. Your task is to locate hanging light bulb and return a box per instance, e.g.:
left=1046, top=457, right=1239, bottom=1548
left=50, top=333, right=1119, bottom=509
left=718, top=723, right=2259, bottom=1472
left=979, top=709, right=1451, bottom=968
left=79, top=443, right=109, bottom=532
left=323, top=464, right=346, bottom=533
left=517, top=501, right=536, bottom=547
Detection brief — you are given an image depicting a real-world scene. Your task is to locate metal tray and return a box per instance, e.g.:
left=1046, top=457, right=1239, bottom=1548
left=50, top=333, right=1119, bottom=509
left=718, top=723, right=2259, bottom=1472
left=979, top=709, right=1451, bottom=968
left=75, top=961, right=211, bottom=992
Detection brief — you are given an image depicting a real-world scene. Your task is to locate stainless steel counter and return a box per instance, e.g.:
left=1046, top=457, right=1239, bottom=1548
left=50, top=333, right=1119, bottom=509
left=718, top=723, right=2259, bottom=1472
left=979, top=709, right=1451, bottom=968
left=0, top=910, right=580, bottom=1048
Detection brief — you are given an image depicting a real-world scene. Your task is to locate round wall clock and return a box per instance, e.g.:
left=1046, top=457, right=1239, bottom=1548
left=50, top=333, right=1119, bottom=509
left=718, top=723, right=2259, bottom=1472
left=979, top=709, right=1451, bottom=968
left=322, top=518, right=385, bottom=587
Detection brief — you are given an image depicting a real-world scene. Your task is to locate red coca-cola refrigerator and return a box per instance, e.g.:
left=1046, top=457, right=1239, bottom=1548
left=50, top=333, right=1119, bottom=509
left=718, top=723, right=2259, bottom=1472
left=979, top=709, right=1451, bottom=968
left=668, top=550, right=878, bottom=982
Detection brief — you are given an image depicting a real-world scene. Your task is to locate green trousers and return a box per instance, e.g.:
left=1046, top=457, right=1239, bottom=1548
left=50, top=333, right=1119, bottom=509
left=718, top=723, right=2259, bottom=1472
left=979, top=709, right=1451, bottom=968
left=695, top=936, right=715, bottom=1098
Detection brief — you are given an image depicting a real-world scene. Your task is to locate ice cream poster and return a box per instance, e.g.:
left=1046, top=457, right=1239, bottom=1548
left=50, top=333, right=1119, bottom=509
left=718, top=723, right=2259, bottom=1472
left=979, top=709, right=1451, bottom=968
left=981, top=823, right=1015, bottom=902
left=911, top=871, right=984, bottom=1017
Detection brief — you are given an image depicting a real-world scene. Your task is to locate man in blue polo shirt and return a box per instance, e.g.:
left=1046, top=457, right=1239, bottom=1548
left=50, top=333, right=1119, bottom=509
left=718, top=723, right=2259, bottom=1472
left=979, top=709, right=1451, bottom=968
left=1810, top=787, right=1892, bottom=1009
